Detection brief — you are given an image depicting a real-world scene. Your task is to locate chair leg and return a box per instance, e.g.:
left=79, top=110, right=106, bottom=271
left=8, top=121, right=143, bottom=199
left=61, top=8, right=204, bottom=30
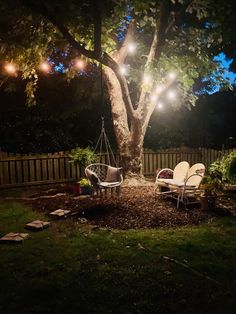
left=117, top=186, right=121, bottom=197
left=177, top=194, right=181, bottom=209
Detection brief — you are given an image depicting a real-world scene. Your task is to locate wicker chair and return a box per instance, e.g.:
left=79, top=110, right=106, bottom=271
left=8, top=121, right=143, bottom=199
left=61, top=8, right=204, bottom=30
left=85, top=163, right=123, bottom=197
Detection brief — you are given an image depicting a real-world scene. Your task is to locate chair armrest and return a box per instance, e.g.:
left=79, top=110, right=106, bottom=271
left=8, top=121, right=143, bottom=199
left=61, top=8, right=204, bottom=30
left=182, top=173, right=203, bottom=191
left=156, top=168, right=173, bottom=180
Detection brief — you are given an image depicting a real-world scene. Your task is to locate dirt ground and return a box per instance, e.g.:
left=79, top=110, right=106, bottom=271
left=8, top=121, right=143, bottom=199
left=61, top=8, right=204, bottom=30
left=21, top=183, right=236, bottom=230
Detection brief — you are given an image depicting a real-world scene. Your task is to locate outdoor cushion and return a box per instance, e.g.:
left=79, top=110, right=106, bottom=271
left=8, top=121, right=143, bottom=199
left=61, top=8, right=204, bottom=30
left=99, top=181, right=120, bottom=187
left=105, top=166, right=121, bottom=182
left=156, top=178, right=196, bottom=188
left=85, top=169, right=100, bottom=186
left=156, top=178, right=185, bottom=187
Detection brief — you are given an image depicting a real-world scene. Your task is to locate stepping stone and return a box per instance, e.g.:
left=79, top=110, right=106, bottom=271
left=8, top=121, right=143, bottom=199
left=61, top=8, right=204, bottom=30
left=0, top=232, right=29, bottom=243
left=78, top=217, right=88, bottom=224
left=77, top=224, right=98, bottom=235
left=49, top=209, right=71, bottom=218
left=73, top=195, right=91, bottom=200
left=25, top=220, right=50, bottom=231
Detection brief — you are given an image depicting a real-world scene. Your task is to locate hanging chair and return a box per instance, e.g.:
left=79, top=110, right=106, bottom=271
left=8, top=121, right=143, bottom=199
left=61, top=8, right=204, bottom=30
left=85, top=118, right=123, bottom=196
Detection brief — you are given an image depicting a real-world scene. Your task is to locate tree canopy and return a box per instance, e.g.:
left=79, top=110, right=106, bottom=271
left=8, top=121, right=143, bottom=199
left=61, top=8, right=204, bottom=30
left=0, top=0, right=235, bottom=105
left=0, top=0, right=236, bottom=176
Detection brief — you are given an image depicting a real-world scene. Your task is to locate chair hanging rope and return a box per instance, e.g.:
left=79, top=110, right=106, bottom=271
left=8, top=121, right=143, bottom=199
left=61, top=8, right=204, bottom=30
left=94, top=117, right=117, bottom=166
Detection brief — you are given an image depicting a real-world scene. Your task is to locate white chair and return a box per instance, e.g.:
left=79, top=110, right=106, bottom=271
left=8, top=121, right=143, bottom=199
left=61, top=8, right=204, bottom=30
left=85, top=163, right=123, bottom=197
left=155, top=162, right=205, bottom=208
left=171, top=163, right=205, bottom=208
left=154, top=161, right=190, bottom=194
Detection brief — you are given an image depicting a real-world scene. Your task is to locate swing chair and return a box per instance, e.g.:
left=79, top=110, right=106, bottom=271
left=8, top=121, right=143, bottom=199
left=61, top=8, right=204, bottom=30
left=85, top=118, right=123, bottom=196
left=85, top=64, right=123, bottom=196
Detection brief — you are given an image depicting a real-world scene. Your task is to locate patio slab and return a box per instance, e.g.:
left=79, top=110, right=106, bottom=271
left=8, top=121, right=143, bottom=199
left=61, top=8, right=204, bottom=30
left=49, top=209, right=71, bottom=218
left=0, top=232, right=29, bottom=243
left=25, top=220, right=50, bottom=231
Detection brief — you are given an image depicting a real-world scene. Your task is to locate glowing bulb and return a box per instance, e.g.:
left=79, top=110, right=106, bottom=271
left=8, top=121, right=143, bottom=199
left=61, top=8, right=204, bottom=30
left=127, top=42, right=136, bottom=54
left=167, top=90, right=176, bottom=100
left=157, top=102, right=163, bottom=109
left=155, top=85, right=163, bottom=93
left=39, top=62, right=51, bottom=73
left=150, top=94, right=157, bottom=102
left=167, top=71, right=177, bottom=81
left=75, top=59, right=85, bottom=70
left=4, top=63, right=17, bottom=75
left=143, top=74, right=152, bottom=85
left=120, top=65, right=128, bottom=75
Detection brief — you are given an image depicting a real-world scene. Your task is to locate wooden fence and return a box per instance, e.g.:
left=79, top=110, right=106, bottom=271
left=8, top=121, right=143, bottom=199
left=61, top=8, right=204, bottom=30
left=0, top=147, right=235, bottom=188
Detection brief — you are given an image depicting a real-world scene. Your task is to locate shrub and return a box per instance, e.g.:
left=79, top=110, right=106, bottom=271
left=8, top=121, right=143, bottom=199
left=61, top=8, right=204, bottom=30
left=69, top=147, right=97, bottom=167
left=210, top=151, right=236, bottom=184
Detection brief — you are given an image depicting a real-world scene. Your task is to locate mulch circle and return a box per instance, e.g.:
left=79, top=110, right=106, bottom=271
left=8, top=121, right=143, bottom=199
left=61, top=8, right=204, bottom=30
left=24, top=185, right=236, bottom=230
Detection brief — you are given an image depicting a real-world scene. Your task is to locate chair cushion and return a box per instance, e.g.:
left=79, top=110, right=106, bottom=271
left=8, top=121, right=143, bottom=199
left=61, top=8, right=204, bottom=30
left=105, top=166, right=121, bottom=182
left=156, top=178, right=184, bottom=187
left=85, top=169, right=100, bottom=186
left=99, top=181, right=120, bottom=187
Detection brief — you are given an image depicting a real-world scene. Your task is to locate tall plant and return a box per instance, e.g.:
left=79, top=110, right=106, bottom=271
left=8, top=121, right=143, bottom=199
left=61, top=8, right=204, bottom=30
left=210, top=151, right=236, bottom=184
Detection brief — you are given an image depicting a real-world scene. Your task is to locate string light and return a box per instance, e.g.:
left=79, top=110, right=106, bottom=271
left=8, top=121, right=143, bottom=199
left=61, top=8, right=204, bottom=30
left=75, top=59, right=85, bottom=70
left=167, top=89, right=176, bottom=100
left=39, top=61, right=51, bottom=73
left=157, top=102, right=163, bottom=109
left=155, top=85, right=163, bottom=93
left=167, top=71, right=177, bottom=81
left=127, top=42, right=136, bottom=54
left=143, top=74, right=152, bottom=85
left=150, top=94, right=157, bottom=102
left=120, top=64, right=128, bottom=75
left=4, top=63, right=17, bottom=75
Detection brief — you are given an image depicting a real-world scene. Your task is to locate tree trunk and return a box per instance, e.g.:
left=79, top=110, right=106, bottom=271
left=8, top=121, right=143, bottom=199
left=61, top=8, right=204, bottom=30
left=103, top=68, right=147, bottom=179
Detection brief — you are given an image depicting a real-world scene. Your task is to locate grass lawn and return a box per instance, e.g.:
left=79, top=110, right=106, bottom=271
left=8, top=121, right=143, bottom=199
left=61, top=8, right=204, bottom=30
left=0, top=199, right=235, bottom=314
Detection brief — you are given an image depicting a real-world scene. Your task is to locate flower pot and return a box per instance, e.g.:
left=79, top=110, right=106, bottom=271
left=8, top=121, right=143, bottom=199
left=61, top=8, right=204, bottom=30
left=80, top=186, right=92, bottom=195
left=72, top=183, right=81, bottom=195
left=200, top=195, right=216, bottom=211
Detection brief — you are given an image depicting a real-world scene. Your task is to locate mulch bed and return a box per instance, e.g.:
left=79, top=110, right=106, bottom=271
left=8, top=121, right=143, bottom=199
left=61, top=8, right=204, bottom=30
left=23, top=184, right=236, bottom=230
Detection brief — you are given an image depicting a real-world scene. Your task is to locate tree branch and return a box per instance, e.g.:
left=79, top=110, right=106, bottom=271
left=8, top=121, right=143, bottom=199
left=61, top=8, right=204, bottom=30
left=102, top=53, right=134, bottom=118
left=155, top=1, right=171, bottom=63
left=138, top=1, right=171, bottom=109
left=20, top=0, right=96, bottom=59
left=113, top=20, right=136, bottom=64
left=93, top=2, right=102, bottom=57
left=21, top=0, right=135, bottom=119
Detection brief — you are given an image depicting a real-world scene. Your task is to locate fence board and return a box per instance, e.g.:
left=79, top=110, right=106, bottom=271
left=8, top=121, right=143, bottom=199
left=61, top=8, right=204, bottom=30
left=0, top=147, right=235, bottom=188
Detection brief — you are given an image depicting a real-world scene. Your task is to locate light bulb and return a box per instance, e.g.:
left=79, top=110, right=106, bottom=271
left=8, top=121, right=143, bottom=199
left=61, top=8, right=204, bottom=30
left=75, top=59, right=85, bottom=70
left=157, top=102, right=163, bottom=109
left=150, top=94, right=157, bottom=102
left=4, top=63, right=17, bottom=75
left=167, top=90, right=176, bottom=100
left=155, top=85, right=163, bottom=93
left=143, top=74, right=152, bottom=85
left=120, top=65, right=128, bottom=75
left=167, top=71, right=177, bottom=81
left=127, top=42, right=136, bottom=54
left=39, top=62, right=51, bottom=73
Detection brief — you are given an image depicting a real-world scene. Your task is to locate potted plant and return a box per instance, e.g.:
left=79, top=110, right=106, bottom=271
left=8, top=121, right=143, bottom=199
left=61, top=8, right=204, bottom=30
left=69, top=147, right=97, bottom=195
left=200, top=170, right=224, bottom=210
left=79, top=178, right=92, bottom=195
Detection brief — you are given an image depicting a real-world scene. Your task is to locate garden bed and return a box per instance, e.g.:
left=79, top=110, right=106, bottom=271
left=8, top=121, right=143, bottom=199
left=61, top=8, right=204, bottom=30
left=22, top=184, right=236, bottom=230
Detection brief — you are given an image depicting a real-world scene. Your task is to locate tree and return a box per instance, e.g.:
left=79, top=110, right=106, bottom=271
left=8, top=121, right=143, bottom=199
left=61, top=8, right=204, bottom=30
left=0, top=0, right=235, bottom=178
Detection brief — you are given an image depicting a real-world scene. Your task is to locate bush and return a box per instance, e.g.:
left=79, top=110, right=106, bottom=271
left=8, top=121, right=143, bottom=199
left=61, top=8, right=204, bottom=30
left=210, top=151, right=236, bottom=184
left=69, top=147, right=97, bottom=167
